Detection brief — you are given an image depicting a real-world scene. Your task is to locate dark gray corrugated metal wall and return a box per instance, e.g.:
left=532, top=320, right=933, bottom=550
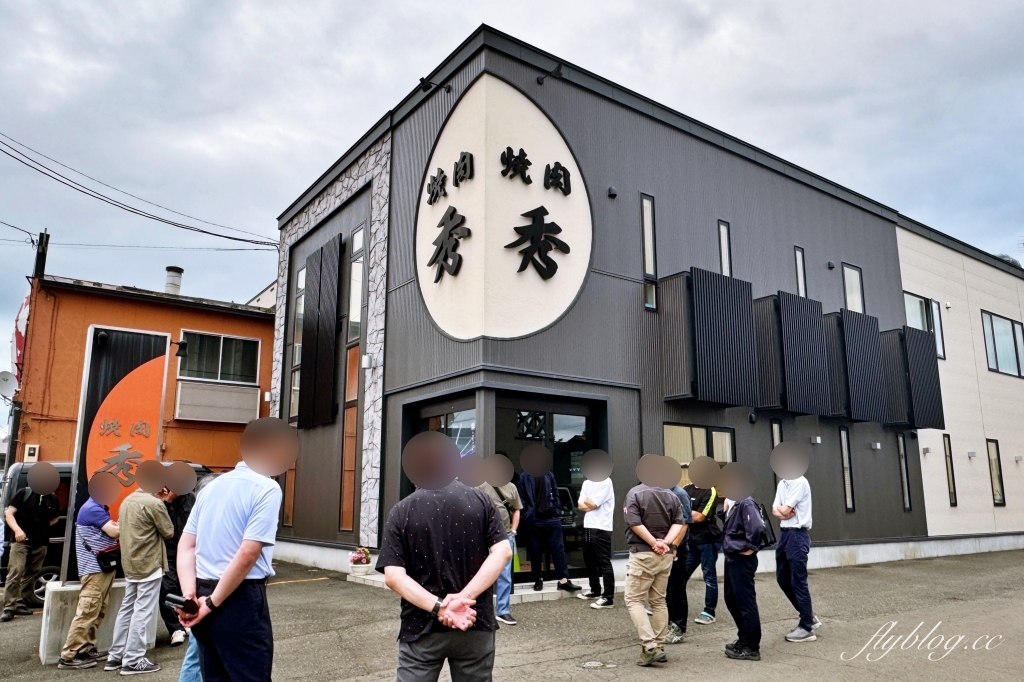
left=841, top=309, right=889, bottom=423
left=778, top=292, right=831, bottom=416
left=691, top=268, right=758, bottom=407
left=904, top=326, right=945, bottom=430
left=753, top=295, right=783, bottom=410
left=659, top=273, right=694, bottom=400
left=880, top=329, right=910, bottom=426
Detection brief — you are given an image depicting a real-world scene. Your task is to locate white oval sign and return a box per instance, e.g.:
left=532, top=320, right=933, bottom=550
left=415, top=74, right=593, bottom=340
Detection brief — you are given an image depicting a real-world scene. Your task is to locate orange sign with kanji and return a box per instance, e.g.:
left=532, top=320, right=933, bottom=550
left=85, top=356, right=164, bottom=520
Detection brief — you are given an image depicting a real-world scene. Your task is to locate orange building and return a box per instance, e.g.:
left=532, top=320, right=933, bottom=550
left=7, top=254, right=275, bottom=474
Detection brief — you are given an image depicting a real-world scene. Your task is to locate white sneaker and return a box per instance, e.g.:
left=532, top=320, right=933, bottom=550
left=171, top=629, right=186, bottom=646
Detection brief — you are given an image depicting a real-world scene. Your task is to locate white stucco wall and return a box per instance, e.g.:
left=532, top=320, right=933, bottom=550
left=897, top=227, right=1024, bottom=535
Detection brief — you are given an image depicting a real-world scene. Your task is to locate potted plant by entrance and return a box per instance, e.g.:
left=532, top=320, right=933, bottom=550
left=349, top=547, right=372, bottom=575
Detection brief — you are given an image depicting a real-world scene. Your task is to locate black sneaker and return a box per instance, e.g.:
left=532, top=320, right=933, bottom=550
left=59, top=657, right=97, bottom=669
left=724, top=640, right=740, bottom=654
left=103, top=658, right=122, bottom=671
left=577, top=590, right=599, bottom=600
left=590, top=597, right=614, bottom=609
left=0, top=611, right=13, bottom=623
left=120, top=658, right=161, bottom=675
left=533, top=580, right=544, bottom=591
left=725, top=646, right=761, bottom=661
left=78, top=647, right=102, bottom=661
left=496, top=613, right=518, bottom=626
left=13, top=605, right=35, bottom=616
left=557, top=580, right=581, bottom=593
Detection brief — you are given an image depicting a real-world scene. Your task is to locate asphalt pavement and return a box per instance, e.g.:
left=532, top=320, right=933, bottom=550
left=1, top=549, right=1022, bottom=681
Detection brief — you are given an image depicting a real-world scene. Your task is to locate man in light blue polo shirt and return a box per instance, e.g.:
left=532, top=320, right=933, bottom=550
left=176, top=419, right=297, bottom=682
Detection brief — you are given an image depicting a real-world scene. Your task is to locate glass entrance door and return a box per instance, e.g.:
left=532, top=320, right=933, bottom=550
left=495, top=398, right=595, bottom=580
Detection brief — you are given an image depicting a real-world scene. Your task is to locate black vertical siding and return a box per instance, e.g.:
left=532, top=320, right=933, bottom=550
left=753, top=295, right=783, bottom=410
left=313, top=235, right=343, bottom=426
left=823, top=313, right=848, bottom=417
left=778, top=292, right=831, bottom=416
left=880, top=329, right=910, bottom=426
left=297, top=249, right=322, bottom=429
left=659, top=273, right=694, bottom=400
left=691, top=268, right=757, bottom=407
left=903, top=326, right=945, bottom=429
left=841, top=309, right=888, bottom=423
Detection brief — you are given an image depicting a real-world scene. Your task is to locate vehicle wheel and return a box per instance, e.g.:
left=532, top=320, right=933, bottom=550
left=28, top=566, right=60, bottom=608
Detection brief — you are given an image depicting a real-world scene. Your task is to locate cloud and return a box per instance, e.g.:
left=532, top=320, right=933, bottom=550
left=1, top=0, right=1022, bottom=426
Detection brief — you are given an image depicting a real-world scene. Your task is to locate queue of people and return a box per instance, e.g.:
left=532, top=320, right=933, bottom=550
left=4, top=426, right=816, bottom=680
left=2, top=419, right=295, bottom=682
left=378, top=439, right=820, bottom=678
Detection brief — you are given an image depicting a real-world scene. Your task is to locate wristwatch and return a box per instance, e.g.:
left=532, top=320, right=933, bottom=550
left=431, top=598, right=443, bottom=617
left=204, top=596, right=218, bottom=612
left=668, top=543, right=679, bottom=551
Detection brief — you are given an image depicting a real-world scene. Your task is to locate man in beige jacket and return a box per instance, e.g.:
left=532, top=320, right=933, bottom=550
left=105, top=488, right=173, bottom=675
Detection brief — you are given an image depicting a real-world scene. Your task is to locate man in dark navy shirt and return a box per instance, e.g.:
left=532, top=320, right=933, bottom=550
left=377, top=481, right=512, bottom=682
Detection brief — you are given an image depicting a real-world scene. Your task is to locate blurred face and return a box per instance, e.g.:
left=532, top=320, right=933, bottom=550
left=241, top=418, right=299, bottom=476
left=770, top=442, right=809, bottom=481
left=27, top=461, right=58, bottom=495
left=402, top=431, right=459, bottom=490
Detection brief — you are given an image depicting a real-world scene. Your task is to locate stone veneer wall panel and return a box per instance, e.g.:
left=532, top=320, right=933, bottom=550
left=271, top=133, right=391, bottom=547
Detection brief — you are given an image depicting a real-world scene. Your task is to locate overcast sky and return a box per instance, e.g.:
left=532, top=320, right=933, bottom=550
left=2, top=1, right=1023, bottom=434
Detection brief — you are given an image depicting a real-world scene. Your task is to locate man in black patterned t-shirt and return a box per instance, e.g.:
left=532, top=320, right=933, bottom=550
left=376, top=481, right=512, bottom=682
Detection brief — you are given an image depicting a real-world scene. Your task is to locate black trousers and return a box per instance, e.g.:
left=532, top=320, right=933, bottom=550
left=193, top=580, right=273, bottom=682
left=159, top=567, right=184, bottom=634
left=776, top=528, right=814, bottom=631
left=581, top=529, right=614, bottom=599
left=723, top=553, right=760, bottom=651
left=667, top=542, right=720, bottom=629
left=526, top=516, right=569, bottom=582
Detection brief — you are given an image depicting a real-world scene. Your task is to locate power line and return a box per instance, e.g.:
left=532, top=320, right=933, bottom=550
left=0, top=131, right=272, bottom=240
left=0, top=219, right=36, bottom=238
left=0, top=237, right=273, bottom=252
left=0, top=141, right=278, bottom=248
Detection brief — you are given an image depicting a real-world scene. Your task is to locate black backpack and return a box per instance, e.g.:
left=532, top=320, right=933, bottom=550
left=755, top=502, right=778, bottom=549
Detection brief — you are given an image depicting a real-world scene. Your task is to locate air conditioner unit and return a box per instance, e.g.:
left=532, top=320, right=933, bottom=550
left=24, top=444, right=40, bottom=463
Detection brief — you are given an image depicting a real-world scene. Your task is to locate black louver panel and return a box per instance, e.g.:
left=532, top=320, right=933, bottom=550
left=691, top=268, right=757, bottom=407
left=778, top=292, right=831, bottom=416
left=904, top=326, right=945, bottom=429
left=297, top=249, right=322, bottom=429
left=753, top=296, right=783, bottom=410
left=841, top=309, right=888, bottom=423
left=313, top=235, right=343, bottom=426
left=823, top=313, right=848, bottom=417
left=659, top=273, right=695, bottom=400
left=880, top=329, right=910, bottom=426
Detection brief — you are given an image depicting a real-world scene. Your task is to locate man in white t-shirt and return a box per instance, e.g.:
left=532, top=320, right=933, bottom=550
left=772, top=471, right=819, bottom=643
left=577, top=451, right=616, bottom=609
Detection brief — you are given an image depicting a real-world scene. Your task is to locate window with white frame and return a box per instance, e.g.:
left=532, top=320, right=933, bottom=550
left=840, top=427, right=855, bottom=512
left=904, top=291, right=945, bottom=358
left=794, top=246, right=807, bottom=298
left=641, top=194, right=657, bottom=309
left=897, top=433, right=911, bottom=512
left=180, top=332, right=258, bottom=384
left=718, top=220, right=732, bottom=277
left=842, top=263, right=864, bottom=313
